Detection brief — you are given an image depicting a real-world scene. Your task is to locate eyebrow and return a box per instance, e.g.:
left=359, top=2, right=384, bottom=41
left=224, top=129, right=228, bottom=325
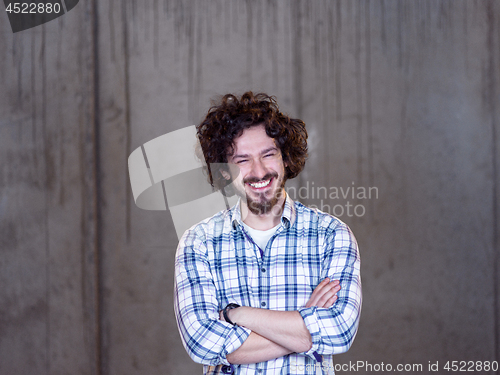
left=231, top=147, right=279, bottom=160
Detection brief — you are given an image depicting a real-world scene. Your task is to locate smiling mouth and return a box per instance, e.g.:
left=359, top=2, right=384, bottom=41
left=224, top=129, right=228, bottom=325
left=247, top=178, right=272, bottom=189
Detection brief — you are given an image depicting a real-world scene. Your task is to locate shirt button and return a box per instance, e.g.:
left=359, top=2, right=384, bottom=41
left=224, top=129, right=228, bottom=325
left=261, top=267, right=266, bottom=273
left=221, top=365, right=233, bottom=374
left=261, top=301, right=266, bottom=307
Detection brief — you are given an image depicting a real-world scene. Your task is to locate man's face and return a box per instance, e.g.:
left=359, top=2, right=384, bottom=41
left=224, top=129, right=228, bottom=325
left=226, top=125, right=286, bottom=216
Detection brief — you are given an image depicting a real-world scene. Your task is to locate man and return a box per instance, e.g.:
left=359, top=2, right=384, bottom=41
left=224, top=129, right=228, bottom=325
left=174, top=92, right=361, bottom=374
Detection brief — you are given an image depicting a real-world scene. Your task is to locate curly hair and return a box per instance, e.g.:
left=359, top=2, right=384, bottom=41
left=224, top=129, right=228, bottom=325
left=196, top=91, right=308, bottom=190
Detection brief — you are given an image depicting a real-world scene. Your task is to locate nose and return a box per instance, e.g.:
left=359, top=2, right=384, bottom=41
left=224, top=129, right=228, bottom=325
left=250, top=159, right=267, bottom=179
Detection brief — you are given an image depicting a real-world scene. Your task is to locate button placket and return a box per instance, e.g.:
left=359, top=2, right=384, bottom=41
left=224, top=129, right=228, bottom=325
left=239, top=225, right=265, bottom=309
left=259, top=247, right=270, bottom=310
left=259, top=227, right=282, bottom=310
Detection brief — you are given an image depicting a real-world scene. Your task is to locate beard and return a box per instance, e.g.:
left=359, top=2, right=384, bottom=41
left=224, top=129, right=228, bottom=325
left=243, top=172, right=286, bottom=215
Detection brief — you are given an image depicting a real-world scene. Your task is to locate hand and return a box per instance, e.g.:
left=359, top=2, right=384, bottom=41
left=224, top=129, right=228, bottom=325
left=305, top=278, right=341, bottom=308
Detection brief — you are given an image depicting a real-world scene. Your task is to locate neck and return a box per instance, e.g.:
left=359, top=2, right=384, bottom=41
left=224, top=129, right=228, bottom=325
left=241, top=190, right=286, bottom=230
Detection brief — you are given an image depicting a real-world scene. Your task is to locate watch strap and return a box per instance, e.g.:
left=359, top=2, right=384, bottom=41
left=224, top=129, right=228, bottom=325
left=223, top=303, right=240, bottom=325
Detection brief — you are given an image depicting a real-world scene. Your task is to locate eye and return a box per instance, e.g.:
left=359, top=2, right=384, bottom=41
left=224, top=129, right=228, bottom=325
left=236, top=159, right=248, bottom=164
left=264, top=153, right=275, bottom=158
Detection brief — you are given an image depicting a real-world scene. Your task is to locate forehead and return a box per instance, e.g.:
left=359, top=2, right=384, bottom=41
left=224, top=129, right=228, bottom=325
left=231, top=125, right=277, bottom=155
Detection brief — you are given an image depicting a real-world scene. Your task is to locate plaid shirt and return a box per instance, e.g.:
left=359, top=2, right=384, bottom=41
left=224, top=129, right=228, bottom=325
left=174, top=194, right=362, bottom=375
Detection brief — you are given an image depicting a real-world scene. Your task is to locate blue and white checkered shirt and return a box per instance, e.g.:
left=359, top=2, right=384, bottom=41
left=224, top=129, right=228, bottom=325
left=174, top=194, right=362, bottom=375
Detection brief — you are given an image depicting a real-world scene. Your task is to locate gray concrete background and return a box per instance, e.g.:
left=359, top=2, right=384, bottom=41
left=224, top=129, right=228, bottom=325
left=1, top=1, right=499, bottom=374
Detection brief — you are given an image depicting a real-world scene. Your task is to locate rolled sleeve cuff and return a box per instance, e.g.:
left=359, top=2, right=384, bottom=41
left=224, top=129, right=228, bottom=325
left=298, top=306, right=322, bottom=360
left=219, top=324, right=252, bottom=365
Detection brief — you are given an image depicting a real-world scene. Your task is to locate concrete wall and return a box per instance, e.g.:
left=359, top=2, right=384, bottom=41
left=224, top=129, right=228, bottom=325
left=1, top=1, right=499, bottom=374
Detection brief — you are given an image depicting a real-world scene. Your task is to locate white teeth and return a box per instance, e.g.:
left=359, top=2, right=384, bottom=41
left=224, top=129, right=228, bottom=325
left=249, top=179, right=271, bottom=188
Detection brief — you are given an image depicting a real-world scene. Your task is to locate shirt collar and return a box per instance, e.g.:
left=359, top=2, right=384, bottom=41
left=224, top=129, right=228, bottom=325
left=229, top=192, right=296, bottom=230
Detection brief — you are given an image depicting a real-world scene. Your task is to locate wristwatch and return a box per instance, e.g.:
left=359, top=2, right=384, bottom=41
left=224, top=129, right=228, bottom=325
left=223, top=303, right=240, bottom=326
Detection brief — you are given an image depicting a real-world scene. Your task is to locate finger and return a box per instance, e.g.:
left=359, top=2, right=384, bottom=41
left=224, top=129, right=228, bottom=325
left=306, top=278, right=329, bottom=307
left=316, top=283, right=342, bottom=306
left=316, top=277, right=330, bottom=290
left=315, top=278, right=332, bottom=294
left=316, top=288, right=337, bottom=307
left=321, top=287, right=341, bottom=307
left=317, top=279, right=339, bottom=296
left=322, top=294, right=338, bottom=308
left=306, top=278, right=331, bottom=307
left=315, top=280, right=336, bottom=294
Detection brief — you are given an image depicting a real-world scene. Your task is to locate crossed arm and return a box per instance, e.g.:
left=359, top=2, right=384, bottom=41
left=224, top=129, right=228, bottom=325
left=175, top=221, right=361, bottom=367
left=222, top=278, right=341, bottom=365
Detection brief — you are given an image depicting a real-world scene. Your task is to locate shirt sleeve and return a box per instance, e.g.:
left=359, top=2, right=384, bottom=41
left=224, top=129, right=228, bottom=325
left=297, top=220, right=362, bottom=358
left=174, top=225, right=251, bottom=366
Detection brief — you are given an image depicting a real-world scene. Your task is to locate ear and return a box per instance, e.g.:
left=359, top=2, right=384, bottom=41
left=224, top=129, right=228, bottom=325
left=221, top=170, right=231, bottom=180
left=281, top=153, right=288, bottom=168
